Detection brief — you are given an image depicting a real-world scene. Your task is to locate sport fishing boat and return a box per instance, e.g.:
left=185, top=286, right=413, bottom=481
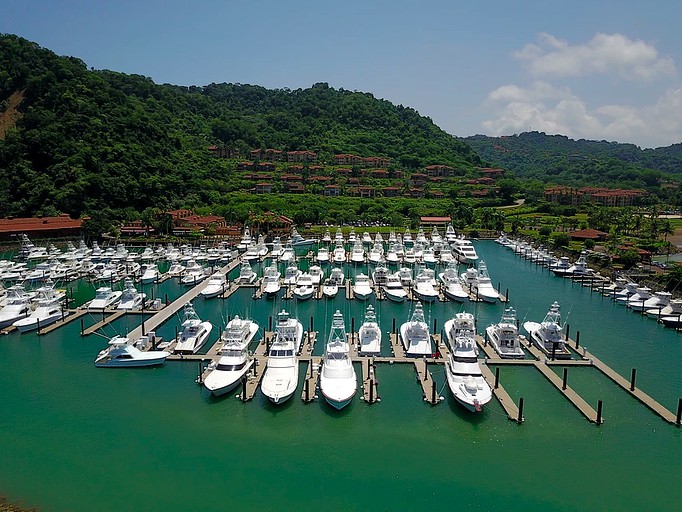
left=460, top=261, right=500, bottom=303
left=413, top=270, right=439, bottom=302
left=316, top=247, right=330, bottom=264
left=321, top=278, right=339, bottom=298
left=523, top=301, right=571, bottom=359
left=203, top=316, right=259, bottom=396
left=262, top=265, right=282, bottom=297
left=439, top=261, right=468, bottom=302
left=140, top=263, right=159, bottom=284
left=95, top=333, right=169, bottom=368
left=332, top=241, right=346, bottom=264
left=292, top=273, right=315, bottom=300
left=451, top=235, right=479, bottom=264
left=261, top=310, right=303, bottom=404
left=358, top=304, right=381, bottom=355
left=485, top=307, right=525, bottom=358
left=117, top=278, right=146, bottom=310
left=319, top=310, right=357, bottom=410
left=383, top=273, right=407, bottom=302
left=174, top=302, right=213, bottom=354
left=237, top=260, right=257, bottom=284
left=200, top=272, right=227, bottom=299
left=13, top=284, right=68, bottom=332
left=352, top=273, right=373, bottom=300
left=444, top=313, right=492, bottom=412
left=0, top=285, right=33, bottom=328
left=400, top=301, right=433, bottom=357
left=88, top=286, right=123, bottom=310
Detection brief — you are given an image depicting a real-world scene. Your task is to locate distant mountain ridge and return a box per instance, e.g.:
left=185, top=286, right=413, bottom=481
left=463, top=132, right=682, bottom=188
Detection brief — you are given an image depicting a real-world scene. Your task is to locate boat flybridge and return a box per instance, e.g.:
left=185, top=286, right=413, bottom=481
left=88, top=286, right=123, bottom=310
left=117, top=278, right=146, bottom=310
left=201, top=272, right=228, bottom=299
left=261, top=310, right=304, bottom=404
left=451, top=235, right=479, bottom=264
left=319, top=310, right=357, bottom=410
left=13, top=284, right=67, bottom=333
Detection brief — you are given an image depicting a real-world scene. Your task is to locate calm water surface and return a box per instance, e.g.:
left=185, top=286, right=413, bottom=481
left=0, top=241, right=680, bottom=511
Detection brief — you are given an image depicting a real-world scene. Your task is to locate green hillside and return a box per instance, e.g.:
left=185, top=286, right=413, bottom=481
left=463, top=132, right=681, bottom=192
left=0, top=34, right=481, bottom=225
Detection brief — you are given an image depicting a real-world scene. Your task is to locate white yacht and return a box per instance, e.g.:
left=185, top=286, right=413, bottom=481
left=523, top=302, right=571, bottom=359
left=383, top=273, right=407, bottom=302
left=372, top=263, right=390, bottom=288
left=444, top=314, right=492, bottom=412
left=413, top=269, right=439, bottom=302
left=280, top=243, right=295, bottom=263
left=332, top=241, right=346, bottom=264
left=117, top=278, right=146, bottom=310
left=618, top=287, right=652, bottom=308
left=262, top=265, right=281, bottom=297
left=647, top=297, right=681, bottom=318
left=203, top=316, right=259, bottom=396
left=353, top=273, right=373, bottom=300
left=485, top=307, right=525, bottom=358
left=261, top=310, right=303, bottom=404
left=385, top=244, right=400, bottom=265
left=174, top=302, right=213, bottom=354
left=316, top=247, right=330, bottom=264
left=293, top=273, right=315, bottom=300
left=13, top=285, right=67, bottom=332
left=283, top=264, right=301, bottom=286
left=0, top=285, right=33, bottom=328
left=322, top=229, right=332, bottom=244
left=88, top=287, right=122, bottom=310
left=632, top=291, right=671, bottom=313
left=319, top=310, right=357, bottom=410
left=237, top=226, right=252, bottom=251
left=439, top=261, right=468, bottom=302
left=309, top=265, right=324, bottom=285
left=243, top=241, right=260, bottom=261
left=201, top=272, right=227, bottom=299
left=358, top=304, right=381, bottom=355
left=167, top=262, right=186, bottom=278
left=322, top=278, right=339, bottom=298
left=460, top=261, right=500, bottom=303
left=350, top=240, right=365, bottom=264
left=140, top=263, right=159, bottom=284
left=181, top=260, right=207, bottom=285
left=270, top=237, right=285, bottom=259
left=451, top=235, right=479, bottom=264
left=396, top=267, right=413, bottom=288
left=368, top=243, right=384, bottom=265
left=422, top=246, right=437, bottom=265
left=329, top=267, right=345, bottom=286
left=400, top=302, right=433, bottom=357
left=95, top=334, right=169, bottom=368
left=237, top=260, right=257, bottom=284
left=289, top=227, right=316, bottom=248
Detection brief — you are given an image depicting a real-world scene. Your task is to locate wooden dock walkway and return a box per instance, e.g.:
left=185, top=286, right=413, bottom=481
left=126, top=258, right=241, bottom=340
left=479, top=363, right=522, bottom=422
left=301, top=357, right=321, bottom=403
left=82, top=309, right=127, bottom=335
left=361, top=358, right=379, bottom=404
left=36, top=309, right=88, bottom=335
left=413, top=359, right=441, bottom=404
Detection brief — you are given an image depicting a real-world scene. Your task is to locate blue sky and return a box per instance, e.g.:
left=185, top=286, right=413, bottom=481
left=4, top=0, right=682, bottom=148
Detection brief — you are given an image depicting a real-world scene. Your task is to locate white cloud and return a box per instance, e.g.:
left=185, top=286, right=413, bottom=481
left=482, top=82, right=682, bottom=148
left=515, top=32, right=675, bottom=80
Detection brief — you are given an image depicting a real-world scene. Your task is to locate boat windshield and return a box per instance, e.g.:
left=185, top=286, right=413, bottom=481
left=453, top=356, right=478, bottom=363
left=216, top=361, right=247, bottom=371
left=270, top=349, right=294, bottom=357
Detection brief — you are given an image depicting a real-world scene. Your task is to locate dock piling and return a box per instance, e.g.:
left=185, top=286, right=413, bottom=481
left=517, top=397, right=524, bottom=423
left=676, top=398, right=682, bottom=426
left=576, top=331, right=580, bottom=349
left=241, top=377, right=247, bottom=403
left=433, top=318, right=438, bottom=334
left=630, top=368, right=637, bottom=391
left=431, top=379, right=436, bottom=403
left=198, top=361, right=203, bottom=383
left=494, top=367, right=500, bottom=389
left=268, top=316, right=272, bottom=331
left=80, top=318, right=84, bottom=337
left=562, top=367, right=568, bottom=390
left=369, top=379, right=374, bottom=403
left=596, top=399, right=604, bottom=425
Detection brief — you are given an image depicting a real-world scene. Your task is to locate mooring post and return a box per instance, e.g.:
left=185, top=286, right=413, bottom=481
left=175, top=325, right=178, bottom=341
left=431, top=379, right=436, bottom=404
left=305, top=377, right=309, bottom=402
left=423, top=360, right=428, bottom=381
left=198, top=361, right=203, bottom=384
left=165, top=293, right=169, bottom=305
left=268, top=316, right=272, bottom=331
left=506, top=288, right=509, bottom=302
left=433, top=318, right=438, bottom=333
left=630, top=368, right=637, bottom=391
left=351, top=317, right=355, bottom=334
left=551, top=342, right=557, bottom=361
left=310, top=316, right=314, bottom=333
left=80, top=318, right=84, bottom=337
left=369, top=379, right=374, bottom=403
left=241, top=377, right=247, bottom=403
left=565, top=323, right=570, bottom=342
left=562, top=367, right=568, bottom=390
left=596, top=400, right=603, bottom=425
left=676, top=398, right=682, bottom=426
left=576, top=331, right=580, bottom=349
left=36, top=317, right=41, bottom=334
left=392, top=317, right=396, bottom=334
left=494, top=367, right=500, bottom=389
left=253, top=359, right=257, bottom=377
left=517, top=397, right=524, bottom=423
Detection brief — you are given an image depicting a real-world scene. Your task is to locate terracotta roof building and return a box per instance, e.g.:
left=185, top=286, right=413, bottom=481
left=569, top=228, right=608, bottom=241
left=0, top=214, right=85, bottom=239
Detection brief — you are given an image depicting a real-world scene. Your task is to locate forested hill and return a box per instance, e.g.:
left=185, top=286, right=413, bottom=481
left=464, top=132, right=682, bottom=188
left=0, top=34, right=480, bottom=220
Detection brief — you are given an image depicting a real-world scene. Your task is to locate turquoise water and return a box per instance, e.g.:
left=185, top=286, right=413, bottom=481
left=1, top=242, right=681, bottom=511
